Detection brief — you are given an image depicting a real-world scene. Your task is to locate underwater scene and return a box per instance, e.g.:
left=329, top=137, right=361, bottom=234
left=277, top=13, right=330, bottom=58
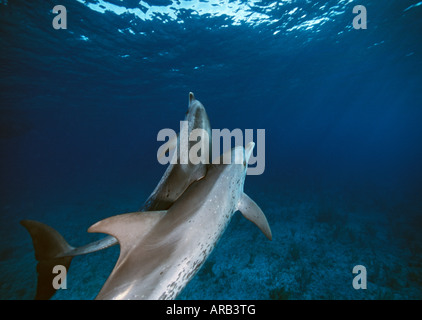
left=1, top=0, right=421, bottom=300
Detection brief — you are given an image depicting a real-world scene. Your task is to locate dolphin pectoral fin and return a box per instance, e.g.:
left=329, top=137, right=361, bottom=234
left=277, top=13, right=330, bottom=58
left=238, top=193, right=272, bottom=240
left=88, top=211, right=167, bottom=258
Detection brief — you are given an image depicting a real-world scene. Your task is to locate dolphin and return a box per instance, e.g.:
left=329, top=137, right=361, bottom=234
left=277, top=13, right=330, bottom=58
left=141, top=92, right=211, bottom=211
left=88, top=142, right=272, bottom=300
left=20, top=92, right=211, bottom=300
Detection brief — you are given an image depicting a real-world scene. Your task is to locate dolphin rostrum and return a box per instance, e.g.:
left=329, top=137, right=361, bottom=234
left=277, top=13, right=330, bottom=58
left=89, top=142, right=272, bottom=300
left=20, top=92, right=211, bottom=300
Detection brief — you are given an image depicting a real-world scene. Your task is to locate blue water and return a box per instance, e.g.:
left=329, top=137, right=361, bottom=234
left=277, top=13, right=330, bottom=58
left=1, top=0, right=421, bottom=300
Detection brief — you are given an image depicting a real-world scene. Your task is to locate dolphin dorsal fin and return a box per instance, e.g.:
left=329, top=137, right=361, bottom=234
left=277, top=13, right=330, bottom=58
left=88, top=211, right=167, bottom=257
left=238, top=193, right=272, bottom=240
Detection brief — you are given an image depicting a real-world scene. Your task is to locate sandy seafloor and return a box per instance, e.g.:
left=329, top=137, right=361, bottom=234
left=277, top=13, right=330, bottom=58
left=1, top=178, right=421, bottom=300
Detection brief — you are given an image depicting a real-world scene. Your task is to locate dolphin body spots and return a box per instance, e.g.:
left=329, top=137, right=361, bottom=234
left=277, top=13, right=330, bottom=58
left=89, top=142, right=272, bottom=300
left=21, top=93, right=211, bottom=300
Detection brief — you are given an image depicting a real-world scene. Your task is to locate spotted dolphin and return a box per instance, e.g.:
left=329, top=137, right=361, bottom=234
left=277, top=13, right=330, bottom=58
left=89, top=142, right=272, bottom=300
left=20, top=92, right=211, bottom=299
left=141, top=92, right=211, bottom=211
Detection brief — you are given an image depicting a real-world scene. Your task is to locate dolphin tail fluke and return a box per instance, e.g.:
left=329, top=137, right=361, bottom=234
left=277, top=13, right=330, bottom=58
left=238, top=193, right=272, bottom=240
left=20, top=220, right=74, bottom=300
